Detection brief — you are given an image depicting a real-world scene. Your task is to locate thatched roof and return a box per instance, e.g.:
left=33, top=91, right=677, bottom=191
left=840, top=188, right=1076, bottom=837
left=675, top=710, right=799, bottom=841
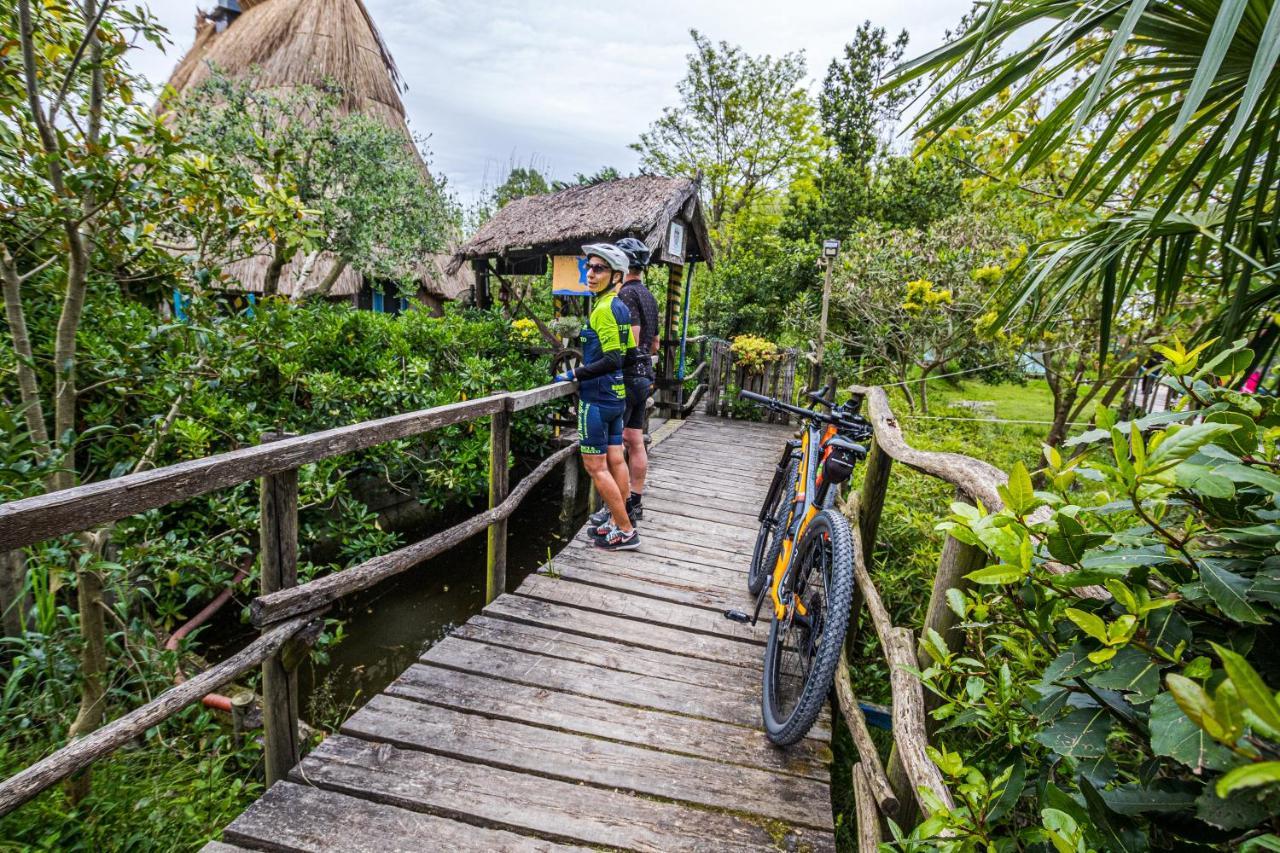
left=448, top=175, right=714, bottom=274
left=162, top=0, right=470, bottom=300
left=166, top=0, right=405, bottom=130
left=218, top=249, right=472, bottom=301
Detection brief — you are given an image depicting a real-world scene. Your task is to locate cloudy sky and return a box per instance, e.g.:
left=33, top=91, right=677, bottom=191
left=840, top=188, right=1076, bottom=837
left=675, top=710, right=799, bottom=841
left=129, top=0, right=973, bottom=203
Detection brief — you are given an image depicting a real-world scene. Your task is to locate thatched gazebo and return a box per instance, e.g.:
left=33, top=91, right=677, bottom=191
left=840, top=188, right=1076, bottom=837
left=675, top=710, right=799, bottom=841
left=162, top=0, right=470, bottom=312
left=448, top=174, right=713, bottom=412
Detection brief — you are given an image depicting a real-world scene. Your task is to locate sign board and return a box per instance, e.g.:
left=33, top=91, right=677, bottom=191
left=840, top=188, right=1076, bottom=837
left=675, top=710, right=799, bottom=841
left=822, top=239, right=841, bottom=258
left=667, top=221, right=686, bottom=259
left=551, top=255, right=593, bottom=296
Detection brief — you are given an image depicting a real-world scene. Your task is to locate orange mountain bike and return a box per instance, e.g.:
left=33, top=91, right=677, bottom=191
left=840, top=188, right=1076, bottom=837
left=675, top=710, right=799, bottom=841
left=740, top=388, right=871, bottom=745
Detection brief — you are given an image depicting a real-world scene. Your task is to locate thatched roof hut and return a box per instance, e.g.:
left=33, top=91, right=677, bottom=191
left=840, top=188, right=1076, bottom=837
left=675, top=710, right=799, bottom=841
left=448, top=175, right=713, bottom=276
left=162, top=0, right=470, bottom=306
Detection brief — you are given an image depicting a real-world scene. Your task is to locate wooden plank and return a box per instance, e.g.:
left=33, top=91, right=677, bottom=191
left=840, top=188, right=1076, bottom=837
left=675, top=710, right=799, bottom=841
left=537, top=560, right=742, bottom=612
left=294, top=735, right=834, bottom=853
left=385, top=664, right=831, bottom=778
left=549, top=547, right=751, bottom=593
left=423, top=636, right=763, bottom=727
left=515, top=575, right=765, bottom=644
left=455, top=613, right=760, bottom=681
left=645, top=486, right=761, bottom=518
left=342, top=695, right=834, bottom=832
left=223, top=781, right=587, bottom=852
left=0, top=394, right=507, bottom=551
left=580, top=517, right=756, bottom=556
left=198, top=843, right=253, bottom=853
left=485, top=397, right=513, bottom=603
left=510, top=382, right=576, bottom=411
left=564, top=532, right=750, bottom=572
left=482, top=595, right=758, bottom=667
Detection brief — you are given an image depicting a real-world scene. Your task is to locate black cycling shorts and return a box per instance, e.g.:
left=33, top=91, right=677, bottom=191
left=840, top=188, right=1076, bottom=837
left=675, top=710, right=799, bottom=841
left=623, top=377, right=652, bottom=432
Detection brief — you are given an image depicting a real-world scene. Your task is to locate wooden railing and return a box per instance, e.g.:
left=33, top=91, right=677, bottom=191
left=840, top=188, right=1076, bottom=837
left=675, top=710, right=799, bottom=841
left=0, top=381, right=577, bottom=816
left=703, top=339, right=802, bottom=423
left=835, top=384, right=1020, bottom=846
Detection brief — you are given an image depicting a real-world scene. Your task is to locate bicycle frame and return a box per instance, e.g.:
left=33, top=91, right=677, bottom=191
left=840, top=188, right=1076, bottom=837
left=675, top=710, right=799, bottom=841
left=766, top=420, right=841, bottom=621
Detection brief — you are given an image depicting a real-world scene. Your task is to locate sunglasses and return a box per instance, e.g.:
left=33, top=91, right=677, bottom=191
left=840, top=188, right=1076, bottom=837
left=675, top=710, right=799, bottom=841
left=585, top=263, right=612, bottom=274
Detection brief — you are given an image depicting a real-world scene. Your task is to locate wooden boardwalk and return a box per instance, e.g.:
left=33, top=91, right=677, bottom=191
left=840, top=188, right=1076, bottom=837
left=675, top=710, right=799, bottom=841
left=205, top=413, right=836, bottom=853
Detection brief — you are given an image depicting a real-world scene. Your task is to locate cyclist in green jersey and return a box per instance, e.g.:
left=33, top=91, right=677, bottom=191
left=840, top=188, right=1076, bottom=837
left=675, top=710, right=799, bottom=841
left=553, top=243, right=640, bottom=551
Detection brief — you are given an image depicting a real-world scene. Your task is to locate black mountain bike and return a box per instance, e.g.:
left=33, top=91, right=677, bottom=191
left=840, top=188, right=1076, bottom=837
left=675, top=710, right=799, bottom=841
left=740, top=388, right=872, bottom=745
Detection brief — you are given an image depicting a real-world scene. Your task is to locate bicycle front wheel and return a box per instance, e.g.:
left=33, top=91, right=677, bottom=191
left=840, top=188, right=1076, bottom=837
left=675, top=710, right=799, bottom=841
left=761, top=508, right=854, bottom=746
left=748, top=458, right=798, bottom=595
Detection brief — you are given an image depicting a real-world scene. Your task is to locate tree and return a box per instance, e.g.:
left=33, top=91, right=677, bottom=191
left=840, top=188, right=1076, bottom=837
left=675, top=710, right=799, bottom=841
left=890, top=0, right=1280, bottom=357
left=820, top=21, right=912, bottom=164
left=0, top=0, right=181, bottom=796
left=168, top=73, right=455, bottom=298
left=494, top=166, right=551, bottom=209
left=832, top=213, right=1021, bottom=413
left=632, top=30, right=822, bottom=238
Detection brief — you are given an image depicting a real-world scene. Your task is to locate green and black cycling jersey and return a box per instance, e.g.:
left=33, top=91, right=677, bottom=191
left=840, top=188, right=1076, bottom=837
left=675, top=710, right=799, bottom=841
left=575, top=288, right=633, bottom=405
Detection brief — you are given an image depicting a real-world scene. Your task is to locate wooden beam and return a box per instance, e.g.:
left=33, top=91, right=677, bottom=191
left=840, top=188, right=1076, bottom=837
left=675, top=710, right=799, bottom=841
left=0, top=615, right=312, bottom=816
left=852, top=763, right=884, bottom=852
left=0, top=395, right=507, bottom=551
left=834, top=649, right=898, bottom=817
left=251, top=443, right=579, bottom=626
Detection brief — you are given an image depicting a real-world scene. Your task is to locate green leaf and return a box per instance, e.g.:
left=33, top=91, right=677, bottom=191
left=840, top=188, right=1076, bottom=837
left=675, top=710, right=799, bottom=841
left=999, top=460, right=1037, bottom=514
left=1078, top=776, right=1148, bottom=853
left=1169, top=0, right=1249, bottom=142
left=1241, top=835, right=1280, bottom=853
left=987, top=752, right=1025, bottom=823
left=1212, top=643, right=1280, bottom=734
left=966, top=564, right=1027, bottom=585
left=1089, top=646, right=1160, bottom=704
left=1201, top=559, right=1268, bottom=624
left=1223, top=0, right=1280, bottom=152
left=1065, top=607, right=1109, bottom=644
left=1217, top=763, right=1280, bottom=799
left=1149, top=691, right=1235, bottom=773
left=1047, top=514, right=1108, bottom=564
left=1070, top=0, right=1149, bottom=138
left=1147, top=423, right=1240, bottom=470
left=1196, top=778, right=1280, bottom=830
left=1099, top=782, right=1198, bottom=816
left=1035, top=707, right=1111, bottom=759
left=1205, top=411, right=1259, bottom=456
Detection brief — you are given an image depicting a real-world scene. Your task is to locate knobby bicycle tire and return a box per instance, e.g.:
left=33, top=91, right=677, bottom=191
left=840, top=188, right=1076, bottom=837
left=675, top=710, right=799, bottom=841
left=748, top=458, right=798, bottom=595
left=761, top=508, right=854, bottom=746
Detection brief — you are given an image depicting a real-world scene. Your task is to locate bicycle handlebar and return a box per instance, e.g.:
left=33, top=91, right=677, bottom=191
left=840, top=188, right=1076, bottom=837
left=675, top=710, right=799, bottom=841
left=738, top=389, right=868, bottom=434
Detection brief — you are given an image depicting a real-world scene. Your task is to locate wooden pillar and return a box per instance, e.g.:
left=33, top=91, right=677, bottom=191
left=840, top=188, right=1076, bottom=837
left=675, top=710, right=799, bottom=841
left=259, top=433, right=299, bottom=786
left=0, top=549, right=28, bottom=637
left=919, top=490, right=987, bottom=663
left=486, top=397, right=514, bottom=603
left=857, top=441, right=893, bottom=567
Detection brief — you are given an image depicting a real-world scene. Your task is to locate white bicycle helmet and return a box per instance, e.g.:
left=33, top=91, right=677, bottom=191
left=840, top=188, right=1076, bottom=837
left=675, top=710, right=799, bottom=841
left=581, top=243, right=629, bottom=273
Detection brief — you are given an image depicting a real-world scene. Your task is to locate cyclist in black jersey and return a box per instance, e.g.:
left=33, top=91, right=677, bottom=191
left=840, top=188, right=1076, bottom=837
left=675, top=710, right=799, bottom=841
left=588, top=237, right=658, bottom=530
left=552, top=243, right=640, bottom=551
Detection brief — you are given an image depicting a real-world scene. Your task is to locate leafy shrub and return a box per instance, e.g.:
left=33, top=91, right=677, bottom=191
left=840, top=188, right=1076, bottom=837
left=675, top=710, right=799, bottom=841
left=897, top=339, right=1280, bottom=850
left=730, top=334, right=780, bottom=373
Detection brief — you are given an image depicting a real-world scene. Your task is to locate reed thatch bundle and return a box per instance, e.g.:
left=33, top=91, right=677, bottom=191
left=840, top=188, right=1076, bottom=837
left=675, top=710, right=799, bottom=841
left=448, top=175, right=713, bottom=274
left=162, top=0, right=470, bottom=302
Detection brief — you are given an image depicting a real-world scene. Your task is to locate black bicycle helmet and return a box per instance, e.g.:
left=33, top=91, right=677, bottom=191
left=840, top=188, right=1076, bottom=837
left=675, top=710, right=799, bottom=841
left=615, top=237, right=651, bottom=270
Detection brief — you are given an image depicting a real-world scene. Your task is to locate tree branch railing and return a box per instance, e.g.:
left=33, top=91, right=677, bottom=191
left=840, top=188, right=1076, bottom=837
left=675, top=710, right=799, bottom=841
left=0, top=381, right=577, bottom=817
left=837, top=384, right=1017, bottom=845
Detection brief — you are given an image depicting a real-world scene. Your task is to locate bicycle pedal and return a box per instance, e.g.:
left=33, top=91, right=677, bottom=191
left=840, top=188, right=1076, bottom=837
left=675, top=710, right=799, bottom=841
left=723, top=609, right=750, bottom=624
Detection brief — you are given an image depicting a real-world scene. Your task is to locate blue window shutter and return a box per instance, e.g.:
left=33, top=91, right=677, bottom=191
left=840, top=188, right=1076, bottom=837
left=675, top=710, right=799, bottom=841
left=372, top=290, right=384, bottom=313
left=172, top=288, right=187, bottom=322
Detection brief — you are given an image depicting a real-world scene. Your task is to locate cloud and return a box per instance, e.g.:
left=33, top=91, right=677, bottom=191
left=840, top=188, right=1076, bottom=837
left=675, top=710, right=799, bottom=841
left=134, top=0, right=972, bottom=202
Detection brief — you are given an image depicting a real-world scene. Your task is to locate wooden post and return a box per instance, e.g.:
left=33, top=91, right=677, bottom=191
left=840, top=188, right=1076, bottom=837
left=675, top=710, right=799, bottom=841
left=857, top=441, right=894, bottom=568
left=259, top=433, right=299, bottom=787
left=920, top=490, right=987, bottom=664
left=486, top=397, right=514, bottom=604
left=559, top=452, right=580, bottom=540
left=852, top=763, right=884, bottom=851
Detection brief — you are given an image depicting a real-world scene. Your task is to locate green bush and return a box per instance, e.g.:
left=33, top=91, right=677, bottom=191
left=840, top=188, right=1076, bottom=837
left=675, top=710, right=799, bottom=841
left=895, top=340, right=1280, bottom=850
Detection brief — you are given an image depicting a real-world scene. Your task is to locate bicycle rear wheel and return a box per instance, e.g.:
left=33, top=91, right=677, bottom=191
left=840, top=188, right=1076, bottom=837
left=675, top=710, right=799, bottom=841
left=748, top=458, right=798, bottom=595
left=761, top=508, right=854, bottom=746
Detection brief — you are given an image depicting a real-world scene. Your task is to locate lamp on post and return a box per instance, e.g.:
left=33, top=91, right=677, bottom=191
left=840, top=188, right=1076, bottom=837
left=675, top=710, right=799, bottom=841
left=815, top=239, right=841, bottom=387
